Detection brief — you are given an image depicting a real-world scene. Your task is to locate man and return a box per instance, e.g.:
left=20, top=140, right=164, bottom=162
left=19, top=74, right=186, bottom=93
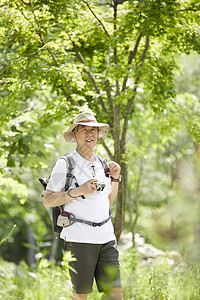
left=43, top=111, right=123, bottom=300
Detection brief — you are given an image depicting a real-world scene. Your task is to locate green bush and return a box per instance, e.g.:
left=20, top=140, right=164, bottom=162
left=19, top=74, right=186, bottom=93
left=121, top=249, right=200, bottom=300
left=0, top=248, right=200, bottom=299
left=0, top=253, right=73, bottom=300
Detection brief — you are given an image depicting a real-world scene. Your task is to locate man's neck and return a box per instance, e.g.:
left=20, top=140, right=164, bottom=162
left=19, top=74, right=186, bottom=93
left=76, top=147, right=95, bottom=162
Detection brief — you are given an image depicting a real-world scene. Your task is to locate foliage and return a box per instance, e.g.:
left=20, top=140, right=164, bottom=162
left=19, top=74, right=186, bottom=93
left=125, top=95, right=200, bottom=257
left=0, top=225, right=16, bottom=247
left=0, top=0, right=200, bottom=263
left=1, top=0, right=199, bottom=159
left=121, top=249, right=200, bottom=299
left=121, top=50, right=200, bottom=258
left=176, top=52, right=200, bottom=98
left=0, top=254, right=73, bottom=300
left=0, top=174, right=29, bottom=251
left=0, top=251, right=200, bottom=299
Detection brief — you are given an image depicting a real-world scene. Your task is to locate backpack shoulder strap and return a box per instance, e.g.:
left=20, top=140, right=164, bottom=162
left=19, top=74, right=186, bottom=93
left=96, top=155, right=110, bottom=177
left=60, top=153, right=75, bottom=191
left=60, top=153, right=85, bottom=199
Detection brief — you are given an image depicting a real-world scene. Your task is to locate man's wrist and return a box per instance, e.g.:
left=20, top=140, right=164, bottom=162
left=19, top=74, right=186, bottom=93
left=110, top=175, right=121, bottom=182
left=67, top=187, right=85, bottom=200
left=67, top=188, right=80, bottom=198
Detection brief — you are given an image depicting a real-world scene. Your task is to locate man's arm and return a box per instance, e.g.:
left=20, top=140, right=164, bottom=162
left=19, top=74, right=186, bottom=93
left=43, top=189, right=73, bottom=208
left=108, top=161, right=121, bottom=206
left=109, top=181, right=119, bottom=206
left=43, top=179, right=98, bottom=208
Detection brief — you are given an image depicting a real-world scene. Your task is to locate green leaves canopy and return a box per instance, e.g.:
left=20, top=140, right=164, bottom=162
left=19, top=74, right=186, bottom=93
left=0, top=0, right=200, bottom=248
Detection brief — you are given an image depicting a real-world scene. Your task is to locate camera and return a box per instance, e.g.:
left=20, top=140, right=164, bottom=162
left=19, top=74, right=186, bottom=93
left=93, top=181, right=106, bottom=191
left=39, top=177, right=49, bottom=190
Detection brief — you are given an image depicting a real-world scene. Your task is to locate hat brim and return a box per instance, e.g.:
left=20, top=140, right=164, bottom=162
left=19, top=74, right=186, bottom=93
left=64, top=121, right=109, bottom=142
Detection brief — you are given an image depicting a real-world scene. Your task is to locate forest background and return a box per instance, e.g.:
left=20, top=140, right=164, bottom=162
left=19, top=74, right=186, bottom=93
left=0, top=0, right=200, bottom=299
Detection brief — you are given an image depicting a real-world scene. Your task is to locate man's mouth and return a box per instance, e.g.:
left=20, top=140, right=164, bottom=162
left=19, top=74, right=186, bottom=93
left=85, top=139, right=94, bottom=142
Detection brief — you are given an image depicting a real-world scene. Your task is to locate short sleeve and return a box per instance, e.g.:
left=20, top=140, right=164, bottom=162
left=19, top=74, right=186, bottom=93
left=46, top=158, right=67, bottom=192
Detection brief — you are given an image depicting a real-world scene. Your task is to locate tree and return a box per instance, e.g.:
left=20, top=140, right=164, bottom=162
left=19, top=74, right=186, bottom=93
left=0, top=0, right=200, bottom=242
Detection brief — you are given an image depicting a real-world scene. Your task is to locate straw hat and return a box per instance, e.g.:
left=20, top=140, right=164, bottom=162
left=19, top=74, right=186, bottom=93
left=64, top=112, right=109, bottom=142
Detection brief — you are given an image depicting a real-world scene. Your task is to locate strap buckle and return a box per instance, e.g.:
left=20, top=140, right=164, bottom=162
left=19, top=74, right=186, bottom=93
left=93, top=222, right=102, bottom=227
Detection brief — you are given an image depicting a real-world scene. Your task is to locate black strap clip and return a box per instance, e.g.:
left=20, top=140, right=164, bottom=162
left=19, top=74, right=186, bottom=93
left=93, top=221, right=103, bottom=227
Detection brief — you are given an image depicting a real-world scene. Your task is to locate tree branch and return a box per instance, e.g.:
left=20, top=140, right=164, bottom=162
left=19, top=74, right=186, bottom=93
left=19, top=0, right=31, bottom=5
left=17, top=1, right=41, bottom=39
left=140, top=36, right=149, bottom=65
left=155, top=80, right=190, bottom=126
left=69, top=38, right=107, bottom=112
left=178, top=8, right=197, bottom=12
left=16, top=2, right=79, bottom=106
left=106, top=46, right=111, bottom=77
left=0, top=65, right=6, bottom=76
left=112, top=1, right=121, bottom=162
left=31, top=9, right=79, bottom=106
left=113, top=0, right=120, bottom=97
left=99, top=138, right=114, bottom=161
left=104, top=47, right=114, bottom=114
left=82, top=0, right=111, bottom=40
left=40, top=46, right=79, bottom=106
left=81, top=0, right=112, bottom=114
left=122, top=32, right=143, bottom=92
left=121, top=36, right=149, bottom=149
left=104, top=79, right=114, bottom=114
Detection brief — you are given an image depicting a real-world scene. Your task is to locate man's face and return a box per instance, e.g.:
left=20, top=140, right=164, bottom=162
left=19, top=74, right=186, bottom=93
left=74, top=125, right=99, bottom=150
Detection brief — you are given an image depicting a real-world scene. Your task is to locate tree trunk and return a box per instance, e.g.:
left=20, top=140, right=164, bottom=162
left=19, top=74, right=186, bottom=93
left=114, top=159, right=127, bottom=242
left=49, top=233, right=60, bottom=261
left=27, top=225, right=36, bottom=266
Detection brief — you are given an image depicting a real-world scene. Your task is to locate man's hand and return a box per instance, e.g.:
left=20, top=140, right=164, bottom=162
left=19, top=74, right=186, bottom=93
left=108, top=161, right=121, bottom=180
left=69, top=179, right=98, bottom=197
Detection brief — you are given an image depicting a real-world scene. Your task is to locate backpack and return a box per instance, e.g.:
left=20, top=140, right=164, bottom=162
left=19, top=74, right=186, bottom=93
left=40, top=153, right=110, bottom=233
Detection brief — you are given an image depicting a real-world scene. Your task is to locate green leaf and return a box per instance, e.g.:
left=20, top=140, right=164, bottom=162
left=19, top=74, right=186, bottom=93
left=0, top=224, right=16, bottom=247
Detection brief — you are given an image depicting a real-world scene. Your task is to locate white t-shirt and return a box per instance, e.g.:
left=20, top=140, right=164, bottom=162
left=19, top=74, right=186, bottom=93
left=47, top=150, right=116, bottom=244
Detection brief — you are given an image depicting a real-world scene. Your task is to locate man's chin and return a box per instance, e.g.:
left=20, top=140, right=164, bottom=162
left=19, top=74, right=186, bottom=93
left=86, top=142, right=96, bottom=149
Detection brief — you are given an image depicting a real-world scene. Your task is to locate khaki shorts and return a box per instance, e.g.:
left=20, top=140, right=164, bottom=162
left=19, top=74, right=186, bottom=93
left=65, top=240, right=122, bottom=294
